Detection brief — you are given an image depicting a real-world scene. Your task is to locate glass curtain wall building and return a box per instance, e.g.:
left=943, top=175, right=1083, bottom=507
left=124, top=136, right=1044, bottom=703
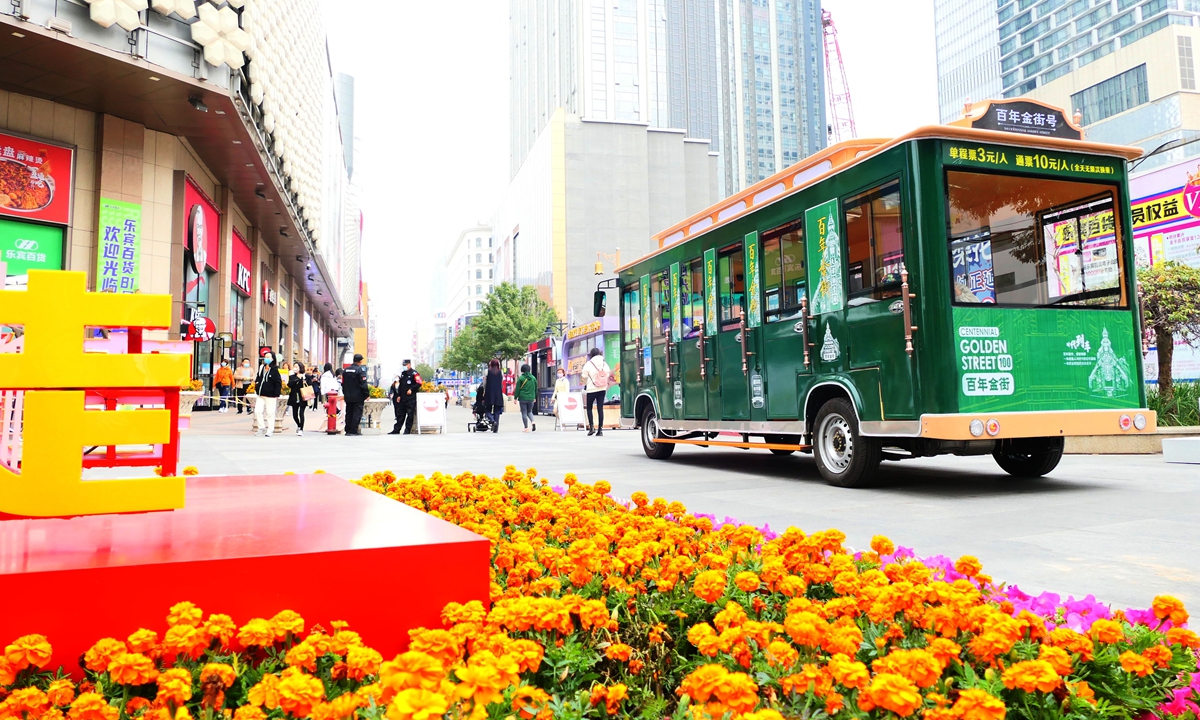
left=510, top=0, right=825, bottom=196
left=935, top=0, right=1003, bottom=123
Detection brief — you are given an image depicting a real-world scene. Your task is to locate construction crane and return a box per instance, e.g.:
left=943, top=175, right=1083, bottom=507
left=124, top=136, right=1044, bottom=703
left=822, top=9, right=857, bottom=145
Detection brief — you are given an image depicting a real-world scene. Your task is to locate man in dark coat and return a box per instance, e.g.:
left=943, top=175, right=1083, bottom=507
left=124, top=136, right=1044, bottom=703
left=389, top=359, right=423, bottom=435
left=342, top=353, right=369, bottom=435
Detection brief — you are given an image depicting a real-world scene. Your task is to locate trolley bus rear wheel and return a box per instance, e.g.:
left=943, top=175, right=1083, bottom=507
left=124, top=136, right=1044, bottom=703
left=812, top=398, right=881, bottom=488
left=640, top=406, right=675, bottom=460
left=992, top=437, right=1064, bottom=478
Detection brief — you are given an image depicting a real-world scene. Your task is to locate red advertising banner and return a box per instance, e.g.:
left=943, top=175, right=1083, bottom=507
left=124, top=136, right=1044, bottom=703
left=232, top=228, right=252, bottom=295
left=184, top=176, right=220, bottom=273
left=0, top=132, right=74, bottom=225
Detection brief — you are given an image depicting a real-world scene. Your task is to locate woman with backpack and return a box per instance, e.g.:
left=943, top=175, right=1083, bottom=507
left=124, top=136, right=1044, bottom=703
left=515, top=363, right=538, bottom=432
left=579, top=347, right=611, bottom=437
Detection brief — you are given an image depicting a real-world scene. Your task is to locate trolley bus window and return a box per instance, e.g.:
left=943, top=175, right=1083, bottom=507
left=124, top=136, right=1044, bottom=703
left=622, top=283, right=640, bottom=348
left=844, top=180, right=905, bottom=302
left=946, top=170, right=1126, bottom=308
left=762, top=219, right=807, bottom=322
left=651, top=270, right=670, bottom=342
left=718, top=247, right=746, bottom=328
left=682, top=258, right=704, bottom=338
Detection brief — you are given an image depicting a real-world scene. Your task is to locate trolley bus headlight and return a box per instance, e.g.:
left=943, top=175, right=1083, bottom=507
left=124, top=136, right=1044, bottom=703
left=1134, top=413, right=1147, bottom=430
left=969, top=419, right=984, bottom=437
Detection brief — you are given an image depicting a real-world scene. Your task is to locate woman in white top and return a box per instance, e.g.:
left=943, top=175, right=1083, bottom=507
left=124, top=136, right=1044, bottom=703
left=579, top=347, right=611, bottom=437
left=319, top=362, right=341, bottom=396
left=550, top=367, right=570, bottom=431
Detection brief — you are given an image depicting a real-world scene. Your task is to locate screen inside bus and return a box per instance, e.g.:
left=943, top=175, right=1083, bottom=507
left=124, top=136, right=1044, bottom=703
left=945, top=170, right=1126, bottom=308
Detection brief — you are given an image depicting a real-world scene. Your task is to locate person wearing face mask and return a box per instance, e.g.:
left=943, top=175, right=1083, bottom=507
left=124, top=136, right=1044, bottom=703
left=551, top=367, right=570, bottom=431
left=287, top=362, right=310, bottom=436
left=389, top=359, right=422, bottom=435
left=214, top=359, right=233, bottom=413
left=232, top=358, right=254, bottom=415
left=253, top=353, right=283, bottom=437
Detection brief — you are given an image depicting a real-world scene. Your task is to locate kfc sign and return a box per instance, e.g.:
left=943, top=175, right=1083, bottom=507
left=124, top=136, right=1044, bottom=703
left=232, top=229, right=252, bottom=295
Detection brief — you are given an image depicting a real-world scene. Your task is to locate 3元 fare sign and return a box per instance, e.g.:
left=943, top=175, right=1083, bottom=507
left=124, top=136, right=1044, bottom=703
left=944, top=143, right=1117, bottom=176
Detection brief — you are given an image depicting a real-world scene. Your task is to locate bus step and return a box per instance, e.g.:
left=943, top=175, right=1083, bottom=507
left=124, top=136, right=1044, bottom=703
left=657, top=438, right=810, bottom=452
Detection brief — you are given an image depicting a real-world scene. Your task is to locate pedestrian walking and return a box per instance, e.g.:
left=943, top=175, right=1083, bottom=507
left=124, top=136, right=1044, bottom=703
left=308, top=368, right=321, bottom=410
left=253, top=352, right=283, bottom=437
left=551, top=367, right=570, bottom=431
left=233, top=358, right=254, bottom=414
left=515, top=363, right=537, bottom=432
left=214, top=359, right=233, bottom=413
left=389, top=359, right=421, bottom=435
left=482, top=359, right=505, bottom=433
left=503, top=368, right=515, bottom=398
left=342, top=353, right=369, bottom=435
left=580, top=347, right=611, bottom=437
left=287, top=361, right=310, bottom=435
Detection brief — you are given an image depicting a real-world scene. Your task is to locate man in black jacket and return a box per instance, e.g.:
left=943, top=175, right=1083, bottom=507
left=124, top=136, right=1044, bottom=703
left=389, top=359, right=422, bottom=435
left=342, top=354, right=369, bottom=435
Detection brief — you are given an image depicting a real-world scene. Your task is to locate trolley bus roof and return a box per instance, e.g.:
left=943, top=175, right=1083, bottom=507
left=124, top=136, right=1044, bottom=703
left=619, top=123, right=1143, bottom=274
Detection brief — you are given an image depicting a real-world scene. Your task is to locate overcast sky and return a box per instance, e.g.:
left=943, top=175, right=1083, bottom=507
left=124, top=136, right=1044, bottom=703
left=324, top=0, right=939, bottom=371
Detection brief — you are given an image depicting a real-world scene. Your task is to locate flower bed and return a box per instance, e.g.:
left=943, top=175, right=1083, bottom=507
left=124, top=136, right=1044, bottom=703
left=2, top=467, right=1198, bottom=720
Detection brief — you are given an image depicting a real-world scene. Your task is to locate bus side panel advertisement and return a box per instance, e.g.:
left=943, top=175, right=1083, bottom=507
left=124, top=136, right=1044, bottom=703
left=640, top=273, right=652, bottom=377
left=744, top=232, right=762, bottom=328
left=805, top=200, right=844, bottom=315
left=703, top=248, right=717, bottom=335
left=670, top=262, right=681, bottom=342
left=953, top=307, right=1140, bottom=413
left=605, top=332, right=621, bottom=400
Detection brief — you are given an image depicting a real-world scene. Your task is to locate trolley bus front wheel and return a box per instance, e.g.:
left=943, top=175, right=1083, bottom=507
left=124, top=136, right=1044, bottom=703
left=992, top=437, right=1064, bottom=478
left=812, top=398, right=881, bottom=488
left=640, top=406, right=675, bottom=460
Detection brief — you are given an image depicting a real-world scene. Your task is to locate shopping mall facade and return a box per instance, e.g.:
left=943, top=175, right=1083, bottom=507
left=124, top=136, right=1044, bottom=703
left=0, top=0, right=363, bottom=397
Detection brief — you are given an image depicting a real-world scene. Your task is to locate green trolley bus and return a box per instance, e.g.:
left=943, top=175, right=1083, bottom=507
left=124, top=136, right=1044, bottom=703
left=603, top=99, right=1157, bottom=487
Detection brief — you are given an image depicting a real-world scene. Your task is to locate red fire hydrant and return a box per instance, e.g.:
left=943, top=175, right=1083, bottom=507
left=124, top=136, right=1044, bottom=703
left=324, top=391, right=340, bottom=435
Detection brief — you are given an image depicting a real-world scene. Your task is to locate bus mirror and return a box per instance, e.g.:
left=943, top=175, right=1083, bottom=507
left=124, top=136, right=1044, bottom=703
left=593, top=290, right=607, bottom=317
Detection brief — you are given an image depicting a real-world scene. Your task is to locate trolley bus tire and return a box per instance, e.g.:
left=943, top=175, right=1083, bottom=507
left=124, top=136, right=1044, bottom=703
left=992, top=437, right=1064, bottom=478
left=812, top=398, right=881, bottom=488
left=640, top=406, right=675, bottom=460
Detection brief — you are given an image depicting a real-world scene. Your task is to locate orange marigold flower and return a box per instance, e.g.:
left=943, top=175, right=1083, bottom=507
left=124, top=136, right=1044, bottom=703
left=1001, top=660, right=1061, bottom=693
left=237, top=618, right=277, bottom=648
left=871, top=535, right=895, bottom=556
left=603, top=683, right=628, bottom=714
left=276, top=669, right=326, bottom=717
left=83, top=638, right=127, bottom=673
left=713, top=671, right=759, bottom=715
left=232, top=707, right=267, bottom=720
left=875, top=648, right=942, bottom=688
left=1142, top=644, right=1173, bottom=669
left=741, top=712, right=786, bottom=720
left=203, top=615, right=237, bottom=648
left=1038, top=645, right=1073, bottom=676
left=47, top=679, right=76, bottom=707
left=166, top=602, right=203, bottom=628
left=162, top=624, right=206, bottom=659
left=1118, top=650, right=1155, bottom=677
left=509, top=639, right=544, bottom=674
left=680, top=664, right=728, bottom=703
left=271, top=610, right=305, bottom=640
left=126, top=629, right=158, bottom=654
left=860, top=673, right=922, bottom=717
left=5, top=687, right=50, bottom=716
left=1167, top=627, right=1200, bottom=649
left=156, top=668, right=195, bottom=706
left=605, top=643, right=633, bottom=662
left=108, top=652, right=159, bottom=686
left=512, top=686, right=550, bottom=720
left=951, top=689, right=1005, bottom=720
left=734, top=571, right=761, bottom=592
left=182, top=466, right=199, bottom=476
left=379, top=651, right=446, bottom=700
left=766, top=640, right=799, bottom=669
left=386, top=688, right=449, bottom=720
left=954, top=555, right=983, bottom=578
left=692, top=570, right=727, bottom=603
left=1069, top=680, right=1096, bottom=705
left=1152, top=596, right=1189, bottom=625
left=5, top=634, right=53, bottom=671
left=347, top=644, right=384, bottom=680
left=783, top=611, right=828, bottom=648
left=1088, top=619, right=1124, bottom=644
left=285, top=641, right=319, bottom=671
left=67, top=692, right=119, bottom=720
left=247, top=674, right=281, bottom=709
left=199, top=663, right=236, bottom=688
left=828, top=654, right=870, bottom=691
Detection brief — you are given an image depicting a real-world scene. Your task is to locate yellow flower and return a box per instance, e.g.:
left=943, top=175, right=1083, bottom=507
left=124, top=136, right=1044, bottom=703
left=108, top=652, right=159, bottom=685
left=952, top=689, right=1005, bottom=720
left=1002, top=660, right=1062, bottom=693
left=386, top=688, right=449, bottom=720
left=5, top=634, right=53, bottom=670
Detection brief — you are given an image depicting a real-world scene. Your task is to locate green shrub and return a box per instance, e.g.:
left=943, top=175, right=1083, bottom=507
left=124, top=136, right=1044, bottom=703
left=1148, top=381, right=1200, bottom=426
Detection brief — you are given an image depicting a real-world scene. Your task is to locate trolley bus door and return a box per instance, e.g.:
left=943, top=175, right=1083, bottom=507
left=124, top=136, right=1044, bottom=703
left=650, top=270, right=674, bottom=419
left=716, top=245, right=751, bottom=420
left=759, top=220, right=812, bottom=419
left=620, top=282, right=642, bottom=418
left=678, top=257, right=708, bottom=419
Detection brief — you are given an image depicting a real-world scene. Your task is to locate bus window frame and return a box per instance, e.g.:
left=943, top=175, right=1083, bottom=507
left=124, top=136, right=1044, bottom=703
left=622, top=282, right=640, bottom=350
left=682, top=257, right=704, bottom=339
left=843, top=176, right=907, bottom=303
left=650, top=269, right=670, bottom=345
left=718, top=243, right=746, bottom=331
left=761, top=217, right=807, bottom=323
left=942, top=167, right=1129, bottom=311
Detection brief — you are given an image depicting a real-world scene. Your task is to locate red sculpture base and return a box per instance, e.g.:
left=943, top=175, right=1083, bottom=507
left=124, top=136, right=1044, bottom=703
left=0, top=474, right=491, bottom=675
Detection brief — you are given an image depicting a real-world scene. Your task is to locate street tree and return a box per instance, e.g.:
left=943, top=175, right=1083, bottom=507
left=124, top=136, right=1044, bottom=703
left=415, top=362, right=436, bottom=381
left=1138, top=261, right=1200, bottom=402
left=443, top=324, right=488, bottom=374
left=473, top=282, right=559, bottom=362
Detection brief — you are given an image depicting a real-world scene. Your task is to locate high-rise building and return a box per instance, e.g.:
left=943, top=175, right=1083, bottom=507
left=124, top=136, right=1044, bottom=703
left=509, top=0, right=825, bottom=196
left=444, top=226, right=495, bottom=339
left=934, top=0, right=1003, bottom=123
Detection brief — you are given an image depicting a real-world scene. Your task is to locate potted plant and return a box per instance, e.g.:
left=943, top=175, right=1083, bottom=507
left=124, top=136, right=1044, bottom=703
left=179, top=379, right=204, bottom=426
left=362, top=385, right=390, bottom=435
left=415, top=381, right=447, bottom=434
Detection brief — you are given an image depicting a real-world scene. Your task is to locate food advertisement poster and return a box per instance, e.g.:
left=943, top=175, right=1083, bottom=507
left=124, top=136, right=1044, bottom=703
left=805, top=200, right=844, bottom=315
left=953, top=306, right=1139, bottom=413
left=0, top=218, right=63, bottom=277
left=0, top=132, right=74, bottom=226
left=744, top=232, right=762, bottom=328
left=96, top=198, right=141, bottom=294
left=703, top=248, right=717, bottom=336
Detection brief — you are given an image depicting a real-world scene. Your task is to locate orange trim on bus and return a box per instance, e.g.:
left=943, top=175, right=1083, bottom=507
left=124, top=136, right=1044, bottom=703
left=656, top=438, right=811, bottom=452
left=620, top=125, right=1142, bottom=274
left=919, top=408, right=1157, bottom=441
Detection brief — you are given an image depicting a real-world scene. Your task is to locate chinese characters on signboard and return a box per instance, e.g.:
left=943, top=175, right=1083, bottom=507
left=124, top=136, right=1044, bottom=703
left=96, top=198, right=141, bottom=294
left=968, top=100, right=1081, bottom=140
left=0, top=218, right=63, bottom=277
left=804, top=200, right=843, bottom=315
left=744, top=232, right=762, bottom=328
left=951, top=237, right=995, bottom=304
left=946, top=144, right=1115, bottom=175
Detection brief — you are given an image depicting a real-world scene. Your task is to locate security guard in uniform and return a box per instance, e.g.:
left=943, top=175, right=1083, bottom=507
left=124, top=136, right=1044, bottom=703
left=391, top=359, right=422, bottom=435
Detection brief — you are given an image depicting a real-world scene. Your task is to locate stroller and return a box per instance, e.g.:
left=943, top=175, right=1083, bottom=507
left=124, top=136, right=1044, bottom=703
left=467, top=383, right=494, bottom=433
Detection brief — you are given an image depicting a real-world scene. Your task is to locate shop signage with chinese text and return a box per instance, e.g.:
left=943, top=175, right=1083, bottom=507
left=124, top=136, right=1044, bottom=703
left=0, top=218, right=63, bottom=277
left=96, top=198, right=140, bottom=293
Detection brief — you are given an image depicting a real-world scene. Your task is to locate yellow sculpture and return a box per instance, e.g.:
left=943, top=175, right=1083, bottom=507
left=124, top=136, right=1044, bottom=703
left=0, top=271, right=191, bottom=517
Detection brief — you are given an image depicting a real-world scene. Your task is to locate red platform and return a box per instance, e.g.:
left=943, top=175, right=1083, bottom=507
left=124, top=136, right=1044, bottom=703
left=0, top=474, right=490, bottom=675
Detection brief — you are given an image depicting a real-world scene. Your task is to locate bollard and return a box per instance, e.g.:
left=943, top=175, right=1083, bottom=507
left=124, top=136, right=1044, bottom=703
left=325, top=391, right=340, bottom=435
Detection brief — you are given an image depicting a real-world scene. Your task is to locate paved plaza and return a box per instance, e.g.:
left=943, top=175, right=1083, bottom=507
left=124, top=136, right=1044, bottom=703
left=154, top=405, right=1200, bottom=610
